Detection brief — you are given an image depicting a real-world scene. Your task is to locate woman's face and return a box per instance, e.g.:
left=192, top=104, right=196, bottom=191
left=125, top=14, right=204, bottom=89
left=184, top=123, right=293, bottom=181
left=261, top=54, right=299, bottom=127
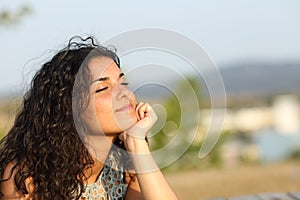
left=80, top=56, right=137, bottom=136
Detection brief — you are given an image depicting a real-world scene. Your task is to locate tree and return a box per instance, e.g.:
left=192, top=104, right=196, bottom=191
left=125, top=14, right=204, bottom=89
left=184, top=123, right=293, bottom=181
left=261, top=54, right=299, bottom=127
left=0, top=4, right=32, bottom=28
left=150, top=76, right=202, bottom=150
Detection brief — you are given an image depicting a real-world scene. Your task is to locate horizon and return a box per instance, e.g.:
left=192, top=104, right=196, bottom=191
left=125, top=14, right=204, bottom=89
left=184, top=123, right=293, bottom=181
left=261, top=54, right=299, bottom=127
left=1, top=0, right=300, bottom=95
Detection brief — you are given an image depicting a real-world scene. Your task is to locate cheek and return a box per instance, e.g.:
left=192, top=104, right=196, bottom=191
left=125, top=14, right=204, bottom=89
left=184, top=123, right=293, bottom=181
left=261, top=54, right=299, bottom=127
left=93, top=92, right=138, bottom=132
left=94, top=95, right=114, bottom=118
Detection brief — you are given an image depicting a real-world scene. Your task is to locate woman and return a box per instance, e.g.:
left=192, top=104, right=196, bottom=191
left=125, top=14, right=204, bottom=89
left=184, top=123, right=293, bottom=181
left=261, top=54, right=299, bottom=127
left=0, top=36, right=178, bottom=199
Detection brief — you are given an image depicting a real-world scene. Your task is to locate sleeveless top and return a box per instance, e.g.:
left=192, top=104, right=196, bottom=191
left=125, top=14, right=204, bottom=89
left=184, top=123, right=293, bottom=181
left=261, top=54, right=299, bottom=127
left=80, top=148, right=128, bottom=200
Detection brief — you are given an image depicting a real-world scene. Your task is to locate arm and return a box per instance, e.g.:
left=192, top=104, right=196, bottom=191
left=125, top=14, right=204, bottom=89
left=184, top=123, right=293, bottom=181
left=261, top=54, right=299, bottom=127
left=125, top=174, right=143, bottom=200
left=128, top=140, right=178, bottom=200
left=121, top=103, right=178, bottom=200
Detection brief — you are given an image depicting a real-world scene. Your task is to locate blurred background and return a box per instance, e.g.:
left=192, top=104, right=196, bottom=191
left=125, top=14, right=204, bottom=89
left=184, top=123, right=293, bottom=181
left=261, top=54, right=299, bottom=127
left=1, top=1, right=300, bottom=199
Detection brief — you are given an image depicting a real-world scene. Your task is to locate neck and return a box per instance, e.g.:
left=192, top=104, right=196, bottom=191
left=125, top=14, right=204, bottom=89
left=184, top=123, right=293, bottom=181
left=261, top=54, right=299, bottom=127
left=81, top=134, right=116, bottom=184
left=83, top=134, right=116, bottom=163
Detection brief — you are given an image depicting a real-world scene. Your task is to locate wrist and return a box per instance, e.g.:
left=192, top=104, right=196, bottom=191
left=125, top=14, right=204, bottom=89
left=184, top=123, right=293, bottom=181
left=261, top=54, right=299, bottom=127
left=125, top=136, right=150, bottom=154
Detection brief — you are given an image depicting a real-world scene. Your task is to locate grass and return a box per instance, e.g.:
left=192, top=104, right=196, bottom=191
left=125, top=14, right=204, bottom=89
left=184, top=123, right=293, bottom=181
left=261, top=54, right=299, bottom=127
left=0, top=97, right=20, bottom=140
left=0, top=128, right=5, bottom=140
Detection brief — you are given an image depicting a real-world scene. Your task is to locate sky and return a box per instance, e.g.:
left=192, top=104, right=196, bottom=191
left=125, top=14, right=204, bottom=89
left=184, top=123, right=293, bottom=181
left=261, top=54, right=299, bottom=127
left=0, top=0, right=300, bottom=96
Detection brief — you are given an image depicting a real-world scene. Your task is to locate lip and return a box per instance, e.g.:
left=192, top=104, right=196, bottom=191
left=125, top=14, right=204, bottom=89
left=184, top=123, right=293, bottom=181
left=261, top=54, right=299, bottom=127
left=116, top=104, right=134, bottom=112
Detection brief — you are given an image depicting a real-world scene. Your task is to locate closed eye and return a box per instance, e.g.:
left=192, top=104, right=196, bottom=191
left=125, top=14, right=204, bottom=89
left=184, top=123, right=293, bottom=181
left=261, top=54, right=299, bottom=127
left=121, top=82, right=129, bottom=86
left=95, top=82, right=129, bottom=93
left=95, top=87, right=108, bottom=93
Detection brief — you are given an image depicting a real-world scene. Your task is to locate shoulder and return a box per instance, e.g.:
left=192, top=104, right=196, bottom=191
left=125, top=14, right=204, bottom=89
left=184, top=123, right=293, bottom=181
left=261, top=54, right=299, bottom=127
left=0, top=161, right=22, bottom=197
left=0, top=161, right=34, bottom=199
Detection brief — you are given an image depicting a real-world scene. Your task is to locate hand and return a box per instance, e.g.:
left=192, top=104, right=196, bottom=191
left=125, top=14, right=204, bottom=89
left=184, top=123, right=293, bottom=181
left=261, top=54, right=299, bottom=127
left=119, top=102, right=157, bottom=152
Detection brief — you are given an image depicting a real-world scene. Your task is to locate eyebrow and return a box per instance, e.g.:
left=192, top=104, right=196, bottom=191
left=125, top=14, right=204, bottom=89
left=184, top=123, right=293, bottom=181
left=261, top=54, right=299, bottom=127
left=90, top=73, right=125, bottom=85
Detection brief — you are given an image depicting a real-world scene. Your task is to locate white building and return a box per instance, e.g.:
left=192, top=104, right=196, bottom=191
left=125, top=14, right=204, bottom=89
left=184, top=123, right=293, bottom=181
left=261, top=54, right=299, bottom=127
left=272, top=95, right=300, bottom=134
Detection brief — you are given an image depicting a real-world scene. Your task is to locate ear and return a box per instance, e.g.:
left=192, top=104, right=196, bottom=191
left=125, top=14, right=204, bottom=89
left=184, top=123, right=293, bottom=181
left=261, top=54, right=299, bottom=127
left=24, top=176, right=35, bottom=195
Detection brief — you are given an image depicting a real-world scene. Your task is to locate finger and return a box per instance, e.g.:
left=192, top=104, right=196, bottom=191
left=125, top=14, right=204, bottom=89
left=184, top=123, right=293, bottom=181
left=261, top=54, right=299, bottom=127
left=135, top=102, right=144, bottom=120
left=139, top=107, right=145, bottom=119
left=138, top=103, right=150, bottom=119
left=144, top=103, right=151, bottom=117
left=118, top=132, right=126, bottom=142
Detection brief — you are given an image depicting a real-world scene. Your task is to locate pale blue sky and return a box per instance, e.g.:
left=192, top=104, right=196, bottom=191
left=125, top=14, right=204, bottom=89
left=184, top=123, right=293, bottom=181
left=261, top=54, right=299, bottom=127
left=0, top=0, right=300, bottom=95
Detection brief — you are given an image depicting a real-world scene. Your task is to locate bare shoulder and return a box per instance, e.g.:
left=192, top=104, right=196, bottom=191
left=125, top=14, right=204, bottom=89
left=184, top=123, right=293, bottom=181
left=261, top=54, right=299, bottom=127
left=0, top=161, right=22, bottom=197
left=0, top=161, right=33, bottom=199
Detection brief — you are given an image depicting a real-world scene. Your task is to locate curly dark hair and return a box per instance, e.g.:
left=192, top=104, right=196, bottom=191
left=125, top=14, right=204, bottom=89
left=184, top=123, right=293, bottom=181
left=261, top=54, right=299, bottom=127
left=0, top=36, right=124, bottom=199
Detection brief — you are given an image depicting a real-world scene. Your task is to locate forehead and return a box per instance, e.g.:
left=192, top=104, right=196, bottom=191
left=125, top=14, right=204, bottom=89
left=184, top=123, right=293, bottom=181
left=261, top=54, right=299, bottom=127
left=88, top=56, right=121, bottom=79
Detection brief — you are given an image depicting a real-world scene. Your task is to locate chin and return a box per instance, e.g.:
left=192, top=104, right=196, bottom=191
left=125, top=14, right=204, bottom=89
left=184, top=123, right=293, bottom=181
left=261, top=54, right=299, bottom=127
left=116, top=115, right=137, bottom=131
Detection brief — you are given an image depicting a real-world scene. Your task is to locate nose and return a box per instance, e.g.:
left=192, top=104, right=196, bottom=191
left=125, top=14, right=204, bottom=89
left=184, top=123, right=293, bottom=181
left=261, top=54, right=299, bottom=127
left=116, top=84, right=134, bottom=100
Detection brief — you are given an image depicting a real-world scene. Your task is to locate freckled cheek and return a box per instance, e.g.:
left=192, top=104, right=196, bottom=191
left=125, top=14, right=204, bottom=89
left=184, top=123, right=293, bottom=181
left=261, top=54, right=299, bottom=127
left=94, top=96, right=113, bottom=113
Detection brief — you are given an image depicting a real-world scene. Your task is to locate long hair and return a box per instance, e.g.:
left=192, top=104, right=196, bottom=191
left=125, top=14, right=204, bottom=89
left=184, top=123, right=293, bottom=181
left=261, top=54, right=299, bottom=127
left=0, top=36, right=121, bottom=199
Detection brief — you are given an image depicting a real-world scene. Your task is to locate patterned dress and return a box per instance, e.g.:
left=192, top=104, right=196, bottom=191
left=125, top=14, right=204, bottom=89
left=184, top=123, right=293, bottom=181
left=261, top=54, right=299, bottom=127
left=81, top=148, right=128, bottom=200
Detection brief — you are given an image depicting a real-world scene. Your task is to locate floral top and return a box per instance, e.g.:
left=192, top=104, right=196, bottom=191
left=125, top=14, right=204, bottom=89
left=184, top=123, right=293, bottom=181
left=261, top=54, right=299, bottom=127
left=81, top=148, right=128, bottom=200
